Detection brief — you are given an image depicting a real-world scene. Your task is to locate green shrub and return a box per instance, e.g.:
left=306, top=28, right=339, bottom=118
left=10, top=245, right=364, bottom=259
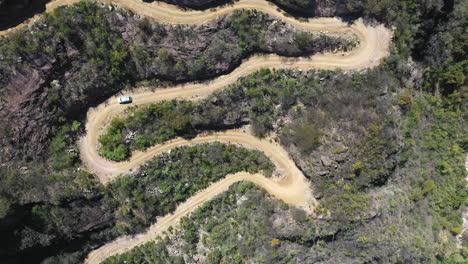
left=107, top=143, right=275, bottom=234
left=98, top=119, right=129, bottom=161
left=296, top=32, right=313, bottom=50
left=356, top=236, right=371, bottom=243
left=422, top=180, right=436, bottom=194
left=0, top=198, right=11, bottom=219
left=290, top=123, right=320, bottom=154
left=270, top=238, right=281, bottom=247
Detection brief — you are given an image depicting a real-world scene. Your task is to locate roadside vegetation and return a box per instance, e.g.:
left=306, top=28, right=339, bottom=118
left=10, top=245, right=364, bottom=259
left=103, top=174, right=467, bottom=263
left=99, top=67, right=398, bottom=166
left=402, top=95, right=467, bottom=238
left=107, top=143, right=274, bottom=234
left=102, top=182, right=325, bottom=264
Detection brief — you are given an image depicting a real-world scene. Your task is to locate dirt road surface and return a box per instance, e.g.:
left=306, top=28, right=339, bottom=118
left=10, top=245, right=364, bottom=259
left=84, top=131, right=318, bottom=264
left=0, top=0, right=392, bottom=262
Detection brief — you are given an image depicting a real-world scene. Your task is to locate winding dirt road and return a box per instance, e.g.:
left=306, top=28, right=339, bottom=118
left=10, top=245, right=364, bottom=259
left=0, top=0, right=391, bottom=262
left=84, top=130, right=318, bottom=264
left=75, top=1, right=392, bottom=263
left=79, top=12, right=391, bottom=182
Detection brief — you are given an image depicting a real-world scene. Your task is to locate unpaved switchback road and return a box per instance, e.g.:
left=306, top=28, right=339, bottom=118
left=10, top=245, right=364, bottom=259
left=0, top=0, right=392, bottom=68
left=0, top=0, right=392, bottom=70
left=83, top=129, right=318, bottom=208
left=76, top=1, right=392, bottom=263
left=0, top=0, right=391, bottom=262
left=79, top=6, right=392, bottom=182
left=84, top=131, right=318, bottom=264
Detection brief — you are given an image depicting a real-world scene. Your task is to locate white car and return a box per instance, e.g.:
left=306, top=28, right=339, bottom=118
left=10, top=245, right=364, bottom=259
left=118, top=96, right=133, bottom=104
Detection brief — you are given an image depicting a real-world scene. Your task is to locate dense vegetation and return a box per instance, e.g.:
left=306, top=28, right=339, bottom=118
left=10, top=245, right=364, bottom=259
left=107, top=143, right=274, bottom=234
left=99, top=67, right=398, bottom=168
left=102, top=182, right=325, bottom=264
left=402, top=95, right=467, bottom=239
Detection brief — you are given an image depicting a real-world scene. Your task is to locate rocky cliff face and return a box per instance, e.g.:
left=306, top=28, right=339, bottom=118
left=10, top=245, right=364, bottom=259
left=0, top=66, right=55, bottom=160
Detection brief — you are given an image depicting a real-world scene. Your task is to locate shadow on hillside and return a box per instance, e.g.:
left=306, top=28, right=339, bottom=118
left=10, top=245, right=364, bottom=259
left=142, top=0, right=234, bottom=10
left=0, top=0, right=50, bottom=31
